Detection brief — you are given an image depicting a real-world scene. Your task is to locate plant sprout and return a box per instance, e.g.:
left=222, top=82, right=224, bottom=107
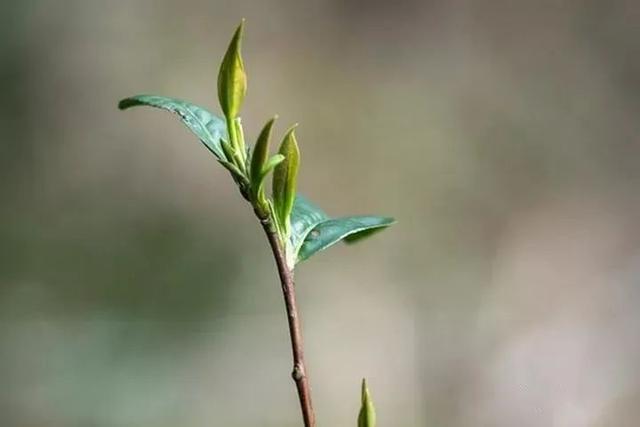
left=118, top=20, right=394, bottom=427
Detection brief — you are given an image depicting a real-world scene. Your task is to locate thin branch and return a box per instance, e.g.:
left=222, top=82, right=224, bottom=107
left=261, top=219, right=316, bottom=427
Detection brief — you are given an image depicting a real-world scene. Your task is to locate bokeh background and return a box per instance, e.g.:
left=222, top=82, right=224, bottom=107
left=2, top=0, right=639, bottom=426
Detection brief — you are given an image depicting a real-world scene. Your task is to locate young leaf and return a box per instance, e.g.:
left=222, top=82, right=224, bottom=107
left=358, top=378, right=376, bottom=427
left=297, top=215, right=395, bottom=263
left=118, top=95, right=228, bottom=160
left=250, top=117, right=277, bottom=199
left=217, top=20, right=247, bottom=119
left=272, top=126, right=300, bottom=236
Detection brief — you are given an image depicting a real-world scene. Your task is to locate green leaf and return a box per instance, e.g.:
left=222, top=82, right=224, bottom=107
left=217, top=20, right=247, bottom=119
left=118, top=95, right=228, bottom=161
left=250, top=117, right=277, bottom=205
left=298, top=215, right=395, bottom=263
left=358, top=378, right=376, bottom=427
left=272, top=126, right=300, bottom=236
left=287, top=195, right=395, bottom=266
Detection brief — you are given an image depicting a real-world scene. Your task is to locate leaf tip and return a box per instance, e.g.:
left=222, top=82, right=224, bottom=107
left=286, top=122, right=299, bottom=134
left=358, top=378, right=376, bottom=427
left=234, top=19, right=245, bottom=42
left=281, top=124, right=300, bottom=153
left=361, top=378, right=368, bottom=403
left=117, top=97, right=134, bottom=110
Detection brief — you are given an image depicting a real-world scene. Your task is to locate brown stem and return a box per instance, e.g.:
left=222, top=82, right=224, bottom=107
left=261, top=219, right=316, bottom=427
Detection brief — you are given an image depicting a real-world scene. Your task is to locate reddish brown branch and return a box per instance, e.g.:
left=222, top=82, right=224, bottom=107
left=261, top=220, right=316, bottom=427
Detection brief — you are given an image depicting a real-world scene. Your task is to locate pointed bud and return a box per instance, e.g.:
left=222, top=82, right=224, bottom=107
left=272, top=125, right=300, bottom=236
left=357, top=378, right=376, bottom=427
left=218, top=20, right=247, bottom=119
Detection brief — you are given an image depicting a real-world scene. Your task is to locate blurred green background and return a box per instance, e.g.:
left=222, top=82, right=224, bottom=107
left=1, top=0, right=639, bottom=426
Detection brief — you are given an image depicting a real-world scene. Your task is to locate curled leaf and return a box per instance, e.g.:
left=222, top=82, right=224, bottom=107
left=287, top=195, right=395, bottom=266
left=298, top=215, right=395, bottom=263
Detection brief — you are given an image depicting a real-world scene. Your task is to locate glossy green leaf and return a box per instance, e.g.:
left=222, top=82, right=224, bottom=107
left=118, top=95, right=228, bottom=161
left=287, top=195, right=395, bottom=266
left=217, top=20, right=247, bottom=119
left=272, top=126, right=300, bottom=236
left=358, top=378, right=376, bottom=427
